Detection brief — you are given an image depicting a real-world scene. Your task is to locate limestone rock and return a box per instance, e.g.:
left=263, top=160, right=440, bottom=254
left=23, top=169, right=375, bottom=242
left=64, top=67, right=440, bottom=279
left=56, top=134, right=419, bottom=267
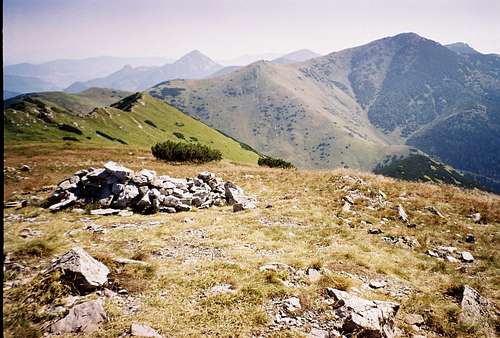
left=397, top=204, right=408, bottom=223
left=104, top=161, right=134, bottom=180
left=49, top=299, right=106, bottom=334
left=326, top=288, right=399, bottom=338
left=461, top=251, right=474, bottom=262
left=90, top=208, right=121, bottom=215
left=459, top=285, right=490, bottom=326
left=49, top=247, right=109, bottom=290
left=131, top=323, right=163, bottom=337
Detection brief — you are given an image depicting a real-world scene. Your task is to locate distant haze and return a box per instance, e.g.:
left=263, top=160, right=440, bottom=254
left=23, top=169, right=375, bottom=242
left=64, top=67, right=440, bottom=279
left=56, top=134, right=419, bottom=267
left=3, top=0, right=500, bottom=64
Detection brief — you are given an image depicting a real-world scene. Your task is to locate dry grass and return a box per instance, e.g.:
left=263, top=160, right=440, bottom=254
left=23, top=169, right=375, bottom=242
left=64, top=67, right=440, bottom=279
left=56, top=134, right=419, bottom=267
left=3, top=144, right=500, bottom=337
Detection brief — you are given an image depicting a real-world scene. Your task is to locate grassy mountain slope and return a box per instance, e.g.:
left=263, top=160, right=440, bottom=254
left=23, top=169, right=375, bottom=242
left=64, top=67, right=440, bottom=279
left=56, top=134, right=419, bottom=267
left=149, top=33, right=500, bottom=186
left=150, top=61, right=411, bottom=171
left=4, top=91, right=259, bottom=165
left=3, top=145, right=499, bottom=337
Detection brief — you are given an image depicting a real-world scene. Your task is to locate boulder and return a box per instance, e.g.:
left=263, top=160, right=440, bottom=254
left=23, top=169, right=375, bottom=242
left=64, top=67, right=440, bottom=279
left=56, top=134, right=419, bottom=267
left=461, top=251, right=474, bottom=262
left=459, top=285, right=490, bottom=326
left=49, top=299, right=106, bottom=334
left=103, top=161, right=133, bottom=180
left=49, top=247, right=109, bottom=290
left=326, top=288, right=399, bottom=338
left=132, top=169, right=157, bottom=186
left=397, top=205, right=408, bottom=223
left=48, top=191, right=77, bottom=211
left=224, top=181, right=247, bottom=205
left=20, top=164, right=31, bottom=172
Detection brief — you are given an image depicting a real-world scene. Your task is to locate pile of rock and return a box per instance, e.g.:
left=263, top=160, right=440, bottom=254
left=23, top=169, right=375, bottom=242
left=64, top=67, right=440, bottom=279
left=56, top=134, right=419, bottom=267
left=426, top=246, right=475, bottom=263
left=45, top=161, right=255, bottom=214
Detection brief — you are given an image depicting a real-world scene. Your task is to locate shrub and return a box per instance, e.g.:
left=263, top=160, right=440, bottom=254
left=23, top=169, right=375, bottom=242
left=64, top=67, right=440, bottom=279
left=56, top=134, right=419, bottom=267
left=258, top=156, right=295, bottom=169
left=173, top=132, right=185, bottom=139
left=151, top=140, right=222, bottom=163
left=58, top=123, right=83, bottom=135
left=144, top=120, right=157, bottom=128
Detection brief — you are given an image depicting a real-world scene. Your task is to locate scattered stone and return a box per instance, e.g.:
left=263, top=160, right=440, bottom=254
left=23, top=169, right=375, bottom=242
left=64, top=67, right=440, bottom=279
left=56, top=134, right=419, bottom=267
left=307, top=327, right=329, bottom=338
left=4, top=200, right=28, bottom=209
left=130, top=323, right=163, bottom=337
left=19, top=227, right=42, bottom=238
left=72, top=208, right=86, bottom=214
left=49, top=247, right=110, bottom=290
left=469, top=213, right=481, bottom=223
left=118, top=210, right=134, bottom=217
left=382, top=236, right=420, bottom=249
left=307, top=268, right=321, bottom=283
left=426, top=206, right=445, bottom=218
left=397, top=204, right=408, bottom=223
left=369, top=280, right=387, bottom=289
left=368, top=227, right=382, bottom=234
left=283, top=297, right=301, bottom=312
left=446, top=255, right=459, bottom=263
left=114, top=257, right=149, bottom=266
left=260, top=263, right=295, bottom=273
left=49, top=299, right=106, bottom=334
left=465, top=234, right=475, bottom=243
left=207, top=283, right=236, bottom=296
left=461, top=251, right=474, bottom=262
left=90, top=208, right=121, bottom=215
left=118, top=289, right=129, bottom=295
left=407, top=223, right=417, bottom=228
left=326, top=288, right=399, bottom=338
left=20, top=164, right=31, bottom=172
left=405, top=313, right=424, bottom=326
left=342, top=201, right=352, bottom=213
left=233, top=200, right=256, bottom=212
left=459, top=285, right=490, bottom=326
left=45, top=163, right=252, bottom=215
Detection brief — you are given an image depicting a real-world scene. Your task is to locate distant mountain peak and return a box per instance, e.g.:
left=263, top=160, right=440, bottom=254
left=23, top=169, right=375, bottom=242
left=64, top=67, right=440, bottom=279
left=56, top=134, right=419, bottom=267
left=174, top=50, right=218, bottom=66
left=445, top=42, right=480, bottom=55
left=272, top=49, right=321, bottom=64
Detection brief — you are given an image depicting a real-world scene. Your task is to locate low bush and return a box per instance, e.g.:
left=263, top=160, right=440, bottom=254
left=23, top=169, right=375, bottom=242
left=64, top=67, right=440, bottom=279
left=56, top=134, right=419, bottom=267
left=173, top=132, right=185, bottom=139
left=144, top=119, right=158, bottom=128
left=151, top=140, right=222, bottom=163
left=58, top=123, right=83, bottom=135
left=258, top=156, right=295, bottom=169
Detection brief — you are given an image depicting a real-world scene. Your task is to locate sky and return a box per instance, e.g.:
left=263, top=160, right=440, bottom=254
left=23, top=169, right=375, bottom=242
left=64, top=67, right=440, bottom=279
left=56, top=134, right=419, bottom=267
left=3, top=0, right=500, bottom=64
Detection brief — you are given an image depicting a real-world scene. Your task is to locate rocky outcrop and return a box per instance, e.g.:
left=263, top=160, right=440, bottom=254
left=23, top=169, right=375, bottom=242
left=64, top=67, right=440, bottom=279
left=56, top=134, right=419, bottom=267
left=49, top=299, right=106, bottom=334
left=326, top=288, right=400, bottom=338
left=49, top=247, right=110, bottom=290
left=45, top=162, right=253, bottom=214
left=459, top=285, right=490, bottom=325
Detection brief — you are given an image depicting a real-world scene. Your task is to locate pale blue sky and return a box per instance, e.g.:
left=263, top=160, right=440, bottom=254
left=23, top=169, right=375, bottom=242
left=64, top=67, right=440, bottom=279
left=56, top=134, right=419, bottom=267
left=3, top=0, right=500, bottom=64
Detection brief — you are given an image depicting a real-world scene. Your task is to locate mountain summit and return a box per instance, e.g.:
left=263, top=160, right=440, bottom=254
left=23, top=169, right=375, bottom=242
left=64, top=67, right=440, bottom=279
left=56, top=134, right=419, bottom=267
left=65, top=51, right=222, bottom=92
left=149, top=32, right=500, bottom=190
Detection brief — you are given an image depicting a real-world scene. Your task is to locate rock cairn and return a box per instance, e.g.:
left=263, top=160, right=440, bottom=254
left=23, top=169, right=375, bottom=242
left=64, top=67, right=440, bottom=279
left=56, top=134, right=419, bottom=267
left=45, top=161, right=255, bottom=214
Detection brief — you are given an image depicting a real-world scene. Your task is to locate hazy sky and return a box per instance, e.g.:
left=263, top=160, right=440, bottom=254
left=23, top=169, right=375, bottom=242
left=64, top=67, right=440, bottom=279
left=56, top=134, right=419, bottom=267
left=3, top=0, right=500, bottom=64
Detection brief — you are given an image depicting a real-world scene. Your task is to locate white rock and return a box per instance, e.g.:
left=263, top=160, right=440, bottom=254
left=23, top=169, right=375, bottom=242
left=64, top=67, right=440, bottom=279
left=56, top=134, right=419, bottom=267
left=461, top=251, right=474, bottom=262
left=131, top=323, right=163, bottom=337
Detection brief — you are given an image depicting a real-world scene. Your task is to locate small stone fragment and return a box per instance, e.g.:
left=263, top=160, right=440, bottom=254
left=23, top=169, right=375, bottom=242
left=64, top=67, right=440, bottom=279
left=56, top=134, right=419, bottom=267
left=130, top=323, right=163, bottom=337
left=461, top=251, right=474, bottom=262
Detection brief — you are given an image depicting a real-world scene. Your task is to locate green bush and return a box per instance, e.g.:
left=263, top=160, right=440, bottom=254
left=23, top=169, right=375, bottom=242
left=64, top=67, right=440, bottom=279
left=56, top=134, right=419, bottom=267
left=58, top=123, right=83, bottom=135
left=144, top=119, right=158, bottom=128
left=258, top=156, right=295, bottom=169
left=173, top=132, right=185, bottom=139
left=151, top=140, right=222, bottom=163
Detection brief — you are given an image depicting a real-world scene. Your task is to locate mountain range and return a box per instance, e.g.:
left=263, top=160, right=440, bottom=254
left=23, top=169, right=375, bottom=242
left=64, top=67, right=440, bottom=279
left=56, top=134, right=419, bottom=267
left=4, top=33, right=500, bottom=193
left=148, top=33, right=500, bottom=191
left=3, top=56, right=172, bottom=92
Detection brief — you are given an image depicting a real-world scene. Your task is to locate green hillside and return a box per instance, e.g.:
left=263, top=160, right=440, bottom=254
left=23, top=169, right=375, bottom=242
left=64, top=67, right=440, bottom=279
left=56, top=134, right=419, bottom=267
left=4, top=91, right=260, bottom=165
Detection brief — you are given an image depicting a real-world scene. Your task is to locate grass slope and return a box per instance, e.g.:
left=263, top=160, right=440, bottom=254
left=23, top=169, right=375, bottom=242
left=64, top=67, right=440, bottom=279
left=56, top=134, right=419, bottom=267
left=3, top=145, right=499, bottom=337
left=4, top=91, right=259, bottom=165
